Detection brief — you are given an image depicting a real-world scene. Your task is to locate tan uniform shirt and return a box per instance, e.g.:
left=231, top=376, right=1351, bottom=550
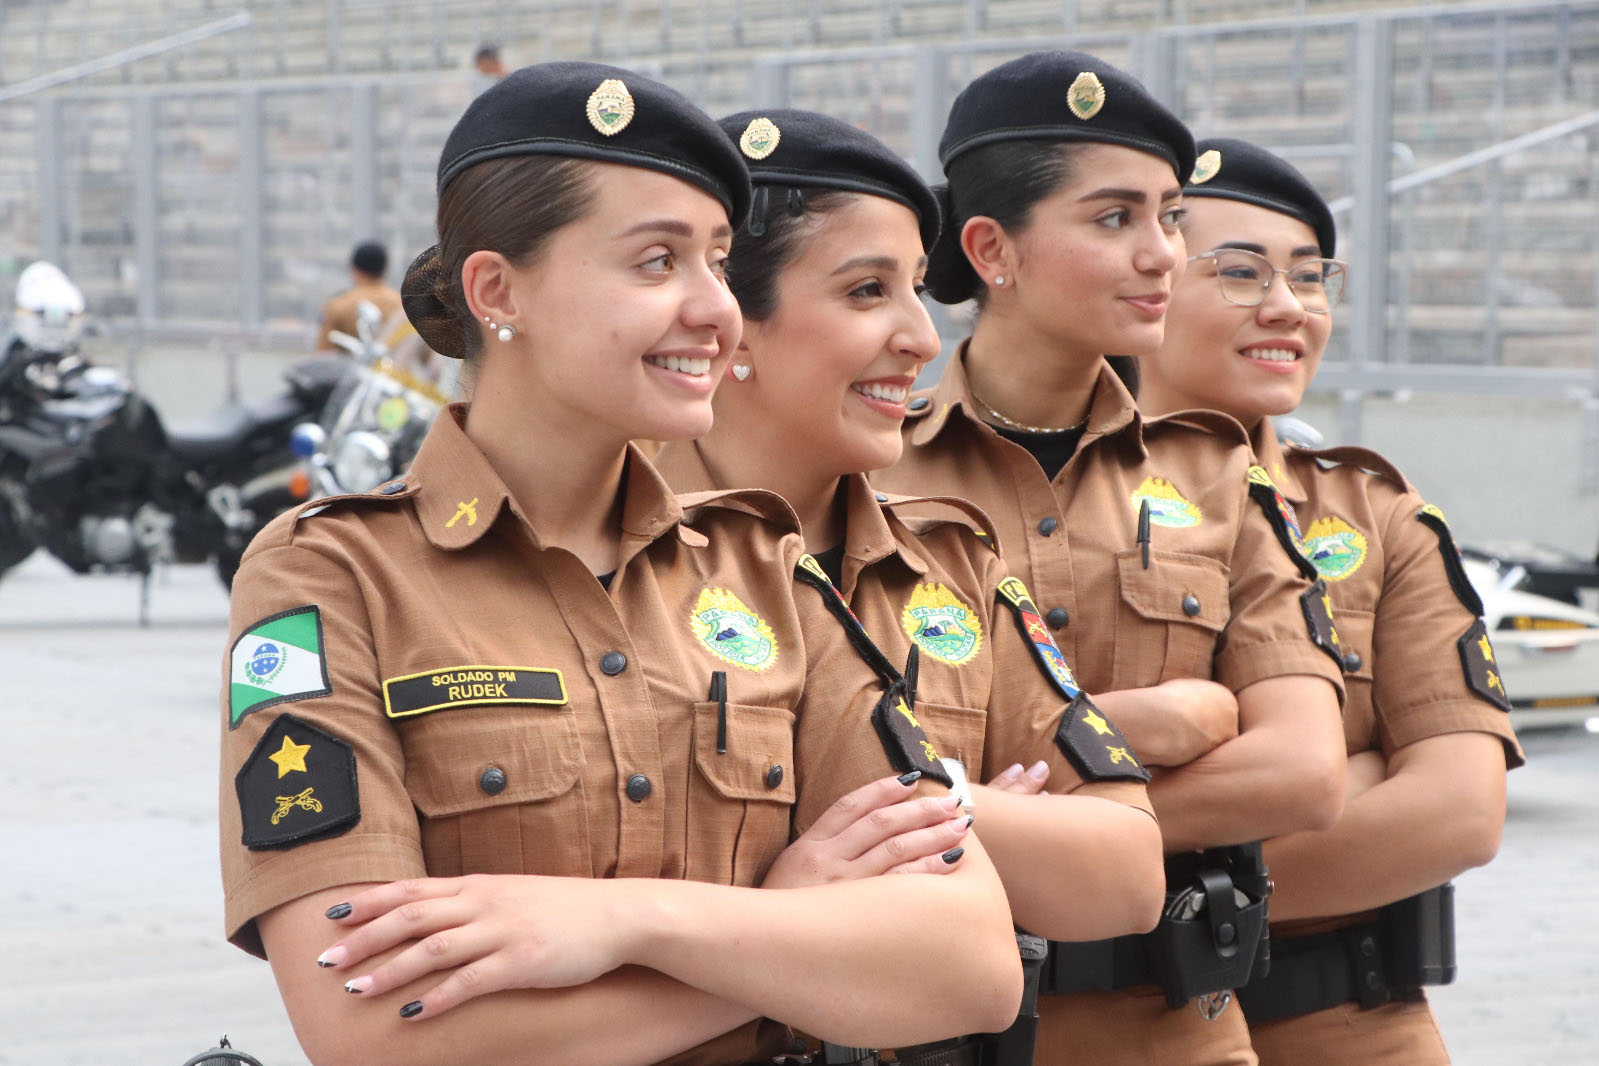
left=1255, top=425, right=1524, bottom=944
left=654, top=441, right=1156, bottom=815
left=873, top=350, right=1346, bottom=1066
left=220, top=406, right=936, bottom=1065
left=316, top=281, right=404, bottom=351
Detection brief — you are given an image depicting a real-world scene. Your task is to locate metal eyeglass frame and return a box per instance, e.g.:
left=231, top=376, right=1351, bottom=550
left=1186, top=248, right=1349, bottom=314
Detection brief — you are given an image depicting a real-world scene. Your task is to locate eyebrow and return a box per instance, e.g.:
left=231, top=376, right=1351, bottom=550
left=830, top=254, right=904, bottom=276
left=1077, top=186, right=1184, bottom=204
left=615, top=219, right=734, bottom=240
left=1210, top=240, right=1325, bottom=259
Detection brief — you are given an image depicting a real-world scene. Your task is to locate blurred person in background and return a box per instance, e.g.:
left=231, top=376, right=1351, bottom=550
left=1135, top=136, right=1523, bottom=1065
left=316, top=240, right=403, bottom=353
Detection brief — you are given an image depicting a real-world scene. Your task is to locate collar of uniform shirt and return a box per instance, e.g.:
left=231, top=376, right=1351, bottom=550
left=909, top=342, right=1144, bottom=456
left=1247, top=420, right=1310, bottom=505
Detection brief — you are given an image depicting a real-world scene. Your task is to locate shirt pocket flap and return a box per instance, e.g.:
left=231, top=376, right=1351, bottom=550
left=915, top=700, right=987, bottom=772
left=1116, top=549, right=1230, bottom=632
left=694, top=701, right=797, bottom=804
left=402, top=705, right=585, bottom=817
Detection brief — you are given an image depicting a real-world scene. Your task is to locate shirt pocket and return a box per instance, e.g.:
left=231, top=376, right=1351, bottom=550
left=1114, top=549, right=1231, bottom=688
left=915, top=700, right=987, bottom=776
left=688, top=700, right=796, bottom=887
left=401, top=704, right=590, bottom=877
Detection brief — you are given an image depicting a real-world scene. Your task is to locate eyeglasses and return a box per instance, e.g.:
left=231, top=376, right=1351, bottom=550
left=1187, top=248, right=1348, bottom=314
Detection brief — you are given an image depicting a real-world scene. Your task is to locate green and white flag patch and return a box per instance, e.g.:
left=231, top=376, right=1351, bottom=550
left=229, top=606, right=332, bottom=728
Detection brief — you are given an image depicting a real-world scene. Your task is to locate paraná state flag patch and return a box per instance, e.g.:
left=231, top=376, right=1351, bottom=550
left=229, top=605, right=333, bottom=728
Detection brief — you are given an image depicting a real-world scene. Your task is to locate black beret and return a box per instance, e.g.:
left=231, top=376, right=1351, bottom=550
left=438, top=61, right=751, bottom=224
left=718, top=108, right=941, bottom=251
left=938, top=50, right=1195, bottom=182
left=1183, top=137, right=1337, bottom=258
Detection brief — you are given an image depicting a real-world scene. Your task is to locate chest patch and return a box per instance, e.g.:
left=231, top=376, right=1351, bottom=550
left=691, top=587, right=778, bottom=671
left=383, top=666, right=567, bottom=718
left=901, top=582, right=983, bottom=667
left=1130, top=477, right=1202, bottom=528
left=1304, top=515, right=1369, bottom=581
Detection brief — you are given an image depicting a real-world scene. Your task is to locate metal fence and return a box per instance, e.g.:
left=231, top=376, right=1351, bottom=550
left=1, top=0, right=1597, bottom=481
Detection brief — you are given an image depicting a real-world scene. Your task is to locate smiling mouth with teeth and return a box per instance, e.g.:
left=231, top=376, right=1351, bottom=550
left=645, top=354, right=712, bottom=376
left=852, top=382, right=910, bottom=403
left=1242, top=348, right=1299, bottom=363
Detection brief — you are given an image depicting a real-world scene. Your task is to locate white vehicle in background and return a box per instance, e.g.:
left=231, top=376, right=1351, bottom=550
left=1464, top=549, right=1599, bottom=732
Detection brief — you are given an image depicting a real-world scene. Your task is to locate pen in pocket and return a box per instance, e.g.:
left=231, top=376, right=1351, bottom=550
left=1137, top=498, right=1151, bottom=569
left=710, top=670, right=728, bottom=754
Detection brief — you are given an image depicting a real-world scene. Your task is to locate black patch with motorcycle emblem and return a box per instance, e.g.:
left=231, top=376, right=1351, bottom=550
left=236, top=713, right=360, bottom=850
left=1301, top=580, right=1344, bottom=666
left=1056, top=693, right=1151, bottom=783
left=1458, top=618, right=1511, bottom=713
left=1415, top=505, right=1485, bottom=616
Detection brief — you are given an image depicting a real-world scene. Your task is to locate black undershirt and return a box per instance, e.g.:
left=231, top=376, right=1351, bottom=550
left=596, top=571, right=615, bottom=591
left=994, top=424, right=1087, bottom=482
left=810, top=544, right=846, bottom=589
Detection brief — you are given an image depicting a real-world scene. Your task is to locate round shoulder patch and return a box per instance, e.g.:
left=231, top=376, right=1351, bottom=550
left=901, top=582, right=983, bottom=667
left=1303, top=515, right=1368, bottom=581
left=691, top=587, right=778, bottom=671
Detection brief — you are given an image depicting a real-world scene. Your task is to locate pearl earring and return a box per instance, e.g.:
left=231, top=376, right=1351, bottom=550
left=730, top=363, right=752, bottom=382
left=993, top=275, right=1006, bottom=287
left=485, top=318, right=516, bottom=342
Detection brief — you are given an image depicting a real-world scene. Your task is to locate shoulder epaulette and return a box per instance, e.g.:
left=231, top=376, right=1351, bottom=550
left=1145, top=407, right=1251, bottom=447
left=878, top=492, right=1002, bottom=551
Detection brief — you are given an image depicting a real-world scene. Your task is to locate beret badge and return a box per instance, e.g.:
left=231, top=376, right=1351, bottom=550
left=1190, top=148, right=1222, bottom=184
left=739, top=117, right=781, bottom=160
left=1067, top=71, right=1106, bottom=121
left=586, top=78, right=636, bottom=136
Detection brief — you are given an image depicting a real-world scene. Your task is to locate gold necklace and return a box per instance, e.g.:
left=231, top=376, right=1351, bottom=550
left=970, top=389, right=1089, bottom=435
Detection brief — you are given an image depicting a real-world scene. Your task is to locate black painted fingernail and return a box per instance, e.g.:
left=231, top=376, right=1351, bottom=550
left=399, top=1000, right=424, bottom=1018
left=325, top=902, right=353, bottom=920
left=897, top=770, right=922, bottom=786
left=942, top=847, right=965, bottom=864
left=963, top=815, right=974, bottom=829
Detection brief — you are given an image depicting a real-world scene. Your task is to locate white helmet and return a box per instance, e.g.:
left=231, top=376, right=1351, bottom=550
left=13, top=261, right=87, bottom=354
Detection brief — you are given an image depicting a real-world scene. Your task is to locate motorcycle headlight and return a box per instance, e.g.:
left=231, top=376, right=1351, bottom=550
left=331, top=430, right=392, bottom=494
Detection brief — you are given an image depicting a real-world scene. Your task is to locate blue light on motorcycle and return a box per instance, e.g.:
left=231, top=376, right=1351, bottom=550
left=291, top=422, right=326, bottom=458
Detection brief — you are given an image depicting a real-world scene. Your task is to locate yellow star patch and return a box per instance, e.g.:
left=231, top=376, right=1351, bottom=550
left=1478, top=633, right=1495, bottom=664
left=268, top=734, right=311, bottom=778
left=1082, top=707, right=1114, bottom=736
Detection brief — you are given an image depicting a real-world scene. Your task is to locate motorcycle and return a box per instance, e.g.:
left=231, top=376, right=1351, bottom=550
left=292, top=301, right=451, bottom=499
left=0, top=281, right=347, bottom=608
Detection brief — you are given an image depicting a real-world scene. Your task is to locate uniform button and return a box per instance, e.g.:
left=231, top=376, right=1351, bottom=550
left=1364, top=971, right=1384, bottom=991
left=875, top=493, right=888, bottom=503
left=908, top=396, right=930, bottom=411
left=1182, top=594, right=1201, bottom=617
left=765, top=764, right=785, bottom=790
left=1037, top=516, right=1058, bottom=536
left=600, top=651, right=627, bottom=676
left=1358, top=935, right=1378, bottom=958
left=625, top=774, right=652, bottom=802
left=478, top=767, right=507, bottom=795
left=1343, top=651, right=1364, bottom=672
left=1217, top=922, right=1236, bottom=946
left=1046, top=606, right=1069, bottom=629
left=379, top=481, right=406, bottom=495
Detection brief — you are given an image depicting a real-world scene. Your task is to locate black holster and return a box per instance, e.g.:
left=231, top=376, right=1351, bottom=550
left=1236, top=882, right=1456, bottom=1023
left=1041, top=844, right=1272, bottom=1009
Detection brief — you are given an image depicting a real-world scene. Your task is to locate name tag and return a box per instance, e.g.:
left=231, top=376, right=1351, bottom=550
left=383, top=665, right=567, bottom=719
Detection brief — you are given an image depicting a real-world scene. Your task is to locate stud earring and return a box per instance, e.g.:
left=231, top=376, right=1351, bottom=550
left=729, top=363, right=752, bottom=382
left=993, top=275, right=1006, bottom=287
left=497, top=324, right=516, bottom=342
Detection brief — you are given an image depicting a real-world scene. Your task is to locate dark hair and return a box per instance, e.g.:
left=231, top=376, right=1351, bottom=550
left=726, top=187, right=852, bottom=321
left=474, top=43, right=501, bottom=63
left=430, top=155, right=596, bottom=362
left=350, top=241, right=388, bottom=278
left=924, top=140, right=1078, bottom=306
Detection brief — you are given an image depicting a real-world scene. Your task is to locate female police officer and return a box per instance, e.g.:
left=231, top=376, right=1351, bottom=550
left=872, top=51, right=1348, bottom=1066
left=218, top=63, right=1021, bottom=1066
left=1135, top=137, right=1523, bottom=1065
left=655, top=106, right=1165, bottom=945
